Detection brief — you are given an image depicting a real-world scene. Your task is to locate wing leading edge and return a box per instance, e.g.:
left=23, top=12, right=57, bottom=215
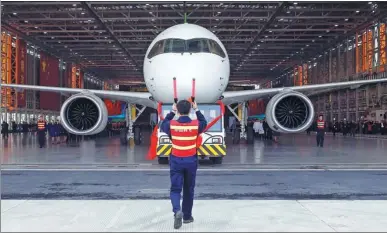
left=1, top=84, right=157, bottom=109
left=222, top=78, right=387, bottom=105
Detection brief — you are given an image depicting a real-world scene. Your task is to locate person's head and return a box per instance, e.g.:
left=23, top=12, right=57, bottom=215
left=39, top=115, right=43, bottom=121
left=319, top=115, right=323, bottom=120
left=176, top=100, right=191, bottom=116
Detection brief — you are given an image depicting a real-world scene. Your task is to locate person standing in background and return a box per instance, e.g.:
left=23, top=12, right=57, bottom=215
left=37, top=116, right=47, bottom=148
left=316, top=115, right=325, bottom=147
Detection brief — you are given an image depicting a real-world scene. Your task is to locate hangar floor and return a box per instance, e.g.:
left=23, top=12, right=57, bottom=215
left=2, top=134, right=387, bottom=232
left=1, top=133, right=387, bottom=169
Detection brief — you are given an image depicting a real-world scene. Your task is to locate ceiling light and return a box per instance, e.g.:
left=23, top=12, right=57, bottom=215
left=13, top=12, right=17, bottom=15
left=51, top=36, right=54, bottom=39
left=104, top=36, right=107, bottom=39
left=306, top=44, right=309, bottom=47
left=356, top=10, right=360, bottom=13
left=293, top=2, right=298, bottom=5
left=146, top=3, right=149, bottom=5
left=368, top=1, right=372, bottom=4
left=87, top=19, right=91, bottom=22
left=261, top=40, right=264, bottom=42
left=99, top=31, right=102, bottom=34
left=81, top=12, right=85, bottom=15
left=34, top=26, right=38, bottom=29
left=319, top=35, right=322, bottom=38
left=24, top=20, right=28, bottom=23
left=43, top=31, right=47, bottom=34
left=372, top=10, right=375, bottom=13
left=149, top=12, right=152, bottom=14
left=58, top=41, right=61, bottom=43
left=345, top=18, right=349, bottom=21
left=265, top=35, right=268, bottom=38
left=214, top=25, right=217, bottom=27
left=312, top=40, right=315, bottom=42
left=269, top=30, right=272, bottom=33
left=286, top=11, right=290, bottom=14
left=72, top=3, right=76, bottom=7
left=217, top=11, right=221, bottom=14
left=334, top=24, right=338, bottom=27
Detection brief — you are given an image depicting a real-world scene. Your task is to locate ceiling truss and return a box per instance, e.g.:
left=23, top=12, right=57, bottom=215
left=1, top=1, right=387, bottom=83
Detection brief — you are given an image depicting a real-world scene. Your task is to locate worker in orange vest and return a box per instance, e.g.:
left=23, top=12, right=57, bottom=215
left=160, top=100, right=207, bottom=229
left=37, top=115, right=47, bottom=148
left=316, top=114, right=325, bottom=147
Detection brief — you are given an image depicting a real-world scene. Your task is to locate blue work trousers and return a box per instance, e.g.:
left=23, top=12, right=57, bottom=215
left=169, top=155, right=198, bottom=220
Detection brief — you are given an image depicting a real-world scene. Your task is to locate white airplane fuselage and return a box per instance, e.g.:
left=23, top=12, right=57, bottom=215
left=143, top=23, right=230, bottom=104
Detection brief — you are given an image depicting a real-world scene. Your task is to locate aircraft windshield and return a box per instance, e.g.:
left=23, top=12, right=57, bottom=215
left=147, top=38, right=226, bottom=59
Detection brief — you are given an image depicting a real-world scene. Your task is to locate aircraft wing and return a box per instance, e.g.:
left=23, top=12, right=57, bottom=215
left=1, top=84, right=157, bottom=108
left=222, top=78, right=387, bottom=105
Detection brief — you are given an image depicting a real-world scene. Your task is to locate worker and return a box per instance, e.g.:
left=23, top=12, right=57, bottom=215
left=316, top=114, right=325, bottom=147
left=37, top=115, right=47, bottom=148
left=1, top=120, right=9, bottom=139
left=161, top=100, right=207, bottom=229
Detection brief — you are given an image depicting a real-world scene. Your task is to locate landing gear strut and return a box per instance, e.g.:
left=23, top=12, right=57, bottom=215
left=228, top=102, right=251, bottom=144
left=121, top=103, right=146, bottom=146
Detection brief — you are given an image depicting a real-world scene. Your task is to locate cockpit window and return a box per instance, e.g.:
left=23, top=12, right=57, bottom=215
left=164, top=39, right=186, bottom=53
left=147, top=38, right=226, bottom=59
left=208, top=40, right=226, bottom=58
left=147, top=40, right=164, bottom=59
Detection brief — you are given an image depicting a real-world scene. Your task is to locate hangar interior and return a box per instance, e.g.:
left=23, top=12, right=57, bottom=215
left=2, top=3, right=387, bottom=232
left=1, top=2, right=387, bottom=126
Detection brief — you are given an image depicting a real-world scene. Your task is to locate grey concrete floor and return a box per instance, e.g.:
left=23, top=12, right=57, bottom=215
left=1, top=133, right=387, bottom=168
left=2, top=170, right=387, bottom=200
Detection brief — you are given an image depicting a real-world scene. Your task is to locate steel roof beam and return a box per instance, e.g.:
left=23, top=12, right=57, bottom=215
left=81, top=1, right=140, bottom=73
left=3, top=8, right=378, bottom=15
left=232, top=2, right=286, bottom=73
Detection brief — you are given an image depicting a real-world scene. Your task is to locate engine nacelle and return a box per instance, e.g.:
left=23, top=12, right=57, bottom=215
left=265, top=91, right=314, bottom=133
left=60, top=92, right=108, bottom=135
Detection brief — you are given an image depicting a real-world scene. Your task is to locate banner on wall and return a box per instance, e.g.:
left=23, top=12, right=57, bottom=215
left=17, top=39, right=27, bottom=108
left=40, top=51, right=60, bottom=111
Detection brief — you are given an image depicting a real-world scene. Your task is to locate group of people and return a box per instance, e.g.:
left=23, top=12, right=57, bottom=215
left=251, top=119, right=280, bottom=142
left=307, top=118, right=387, bottom=136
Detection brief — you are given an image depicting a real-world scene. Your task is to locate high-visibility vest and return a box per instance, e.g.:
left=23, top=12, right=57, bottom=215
left=37, top=120, right=46, bottom=130
left=317, top=120, right=325, bottom=129
left=170, top=119, right=199, bottom=157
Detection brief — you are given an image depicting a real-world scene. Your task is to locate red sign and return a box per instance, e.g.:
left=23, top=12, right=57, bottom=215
left=40, top=51, right=60, bottom=111
left=17, top=40, right=27, bottom=108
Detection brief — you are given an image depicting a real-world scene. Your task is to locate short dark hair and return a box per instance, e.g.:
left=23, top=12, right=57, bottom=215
left=177, top=100, right=191, bottom=115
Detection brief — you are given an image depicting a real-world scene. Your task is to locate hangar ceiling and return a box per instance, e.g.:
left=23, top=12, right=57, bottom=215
left=2, top=1, right=387, bottom=84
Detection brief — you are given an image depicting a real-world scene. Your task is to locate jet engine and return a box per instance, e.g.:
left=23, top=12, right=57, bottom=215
left=60, top=92, right=108, bottom=135
left=265, top=91, right=314, bottom=133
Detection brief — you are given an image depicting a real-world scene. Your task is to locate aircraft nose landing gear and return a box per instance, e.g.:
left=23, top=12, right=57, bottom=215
left=120, top=103, right=146, bottom=146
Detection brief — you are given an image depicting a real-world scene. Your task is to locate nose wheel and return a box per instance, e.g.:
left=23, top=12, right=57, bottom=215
left=121, top=103, right=147, bottom=146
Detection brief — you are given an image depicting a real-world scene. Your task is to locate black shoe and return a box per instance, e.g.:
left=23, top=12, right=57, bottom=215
left=174, top=211, right=183, bottom=229
left=183, top=216, right=194, bottom=224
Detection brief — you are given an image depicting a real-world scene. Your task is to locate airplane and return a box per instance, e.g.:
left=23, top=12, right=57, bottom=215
left=2, top=23, right=387, bottom=138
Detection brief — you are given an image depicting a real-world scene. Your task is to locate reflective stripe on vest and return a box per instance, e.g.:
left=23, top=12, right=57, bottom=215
left=37, top=121, right=45, bottom=130
left=170, top=119, right=199, bottom=157
left=317, top=120, right=324, bottom=129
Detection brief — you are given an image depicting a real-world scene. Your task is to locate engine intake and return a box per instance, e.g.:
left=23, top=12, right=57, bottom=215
left=265, top=91, right=314, bottom=133
left=60, top=92, right=108, bottom=135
